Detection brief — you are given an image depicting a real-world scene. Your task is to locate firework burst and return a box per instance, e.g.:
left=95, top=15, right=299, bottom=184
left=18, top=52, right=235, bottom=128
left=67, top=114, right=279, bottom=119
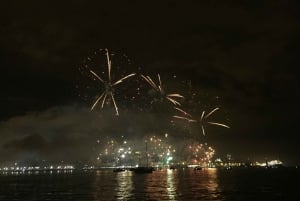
left=85, top=48, right=136, bottom=116
left=141, top=74, right=184, bottom=106
left=173, top=107, right=229, bottom=136
left=184, top=141, right=215, bottom=166
left=198, top=107, right=230, bottom=136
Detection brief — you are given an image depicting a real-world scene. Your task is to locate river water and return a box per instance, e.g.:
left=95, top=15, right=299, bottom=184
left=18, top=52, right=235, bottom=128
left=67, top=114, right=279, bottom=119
left=0, top=168, right=299, bottom=201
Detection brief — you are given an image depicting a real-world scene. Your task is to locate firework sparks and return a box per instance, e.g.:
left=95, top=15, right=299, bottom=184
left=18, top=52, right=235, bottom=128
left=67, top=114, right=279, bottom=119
left=173, top=107, right=229, bottom=136
left=88, top=49, right=136, bottom=115
left=141, top=74, right=184, bottom=106
left=185, top=142, right=215, bottom=166
left=199, top=107, right=230, bottom=136
left=173, top=107, right=196, bottom=122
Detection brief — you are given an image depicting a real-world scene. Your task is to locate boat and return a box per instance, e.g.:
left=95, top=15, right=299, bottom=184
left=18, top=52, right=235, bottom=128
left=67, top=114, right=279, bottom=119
left=113, top=167, right=126, bottom=172
left=169, top=165, right=176, bottom=170
left=194, top=166, right=202, bottom=171
left=132, top=140, right=154, bottom=174
left=132, top=166, right=154, bottom=174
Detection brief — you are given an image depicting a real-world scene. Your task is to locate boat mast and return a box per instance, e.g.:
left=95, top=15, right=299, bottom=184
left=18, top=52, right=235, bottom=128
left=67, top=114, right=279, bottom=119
left=145, top=140, right=148, bottom=168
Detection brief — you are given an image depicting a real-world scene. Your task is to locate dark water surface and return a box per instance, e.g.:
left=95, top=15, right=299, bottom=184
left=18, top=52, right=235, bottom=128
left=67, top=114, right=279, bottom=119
left=0, top=168, right=299, bottom=201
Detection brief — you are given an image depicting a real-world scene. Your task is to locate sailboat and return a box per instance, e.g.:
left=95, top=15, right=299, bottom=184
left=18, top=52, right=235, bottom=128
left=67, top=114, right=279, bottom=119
left=132, top=140, right=154, bottom=174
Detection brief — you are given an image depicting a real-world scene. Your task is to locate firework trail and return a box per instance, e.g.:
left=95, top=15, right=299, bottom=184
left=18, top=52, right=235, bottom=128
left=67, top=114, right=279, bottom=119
left=199, top=107, right=230, bottom=135
left=141, top=74, right=184, bottom=106
left=173, top=107, right=196, bottom=122
left=88, top=48, right=136, bottom=115
left=173, top=107, right=229, bottom=136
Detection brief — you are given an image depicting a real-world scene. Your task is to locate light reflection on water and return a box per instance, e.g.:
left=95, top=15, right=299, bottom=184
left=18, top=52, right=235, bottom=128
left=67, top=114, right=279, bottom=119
left=142, top=168, right=219, bottom=200
left=93, top=170, right=134, bottom=200
left=166, top=169, right=176, bottom=200
left=206, top=168, right=220, bottom=199
left=145, top=169, right=179, bottom=200
left=0, top=168, right=299, bottom=201
left=178, top=168, right=221, bottom=200
left=115, top=171, right=133, bottom=200
left=92, top=168, right=220, bottom=200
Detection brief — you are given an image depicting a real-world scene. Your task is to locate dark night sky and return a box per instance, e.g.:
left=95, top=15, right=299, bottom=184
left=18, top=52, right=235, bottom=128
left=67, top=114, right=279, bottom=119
left=0, top=0, right=299, bottom=165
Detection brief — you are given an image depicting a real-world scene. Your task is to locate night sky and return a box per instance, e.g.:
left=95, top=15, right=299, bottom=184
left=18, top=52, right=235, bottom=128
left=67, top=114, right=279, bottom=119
left=1, top=1, right=299, bottom=165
